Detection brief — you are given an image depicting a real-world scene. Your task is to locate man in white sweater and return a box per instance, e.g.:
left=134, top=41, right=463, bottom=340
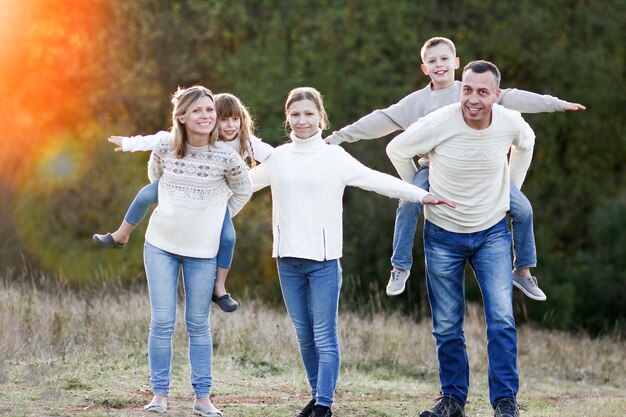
left=387, top=61, right=531, bottom=417
left=326, top=36, right=584, bottom=301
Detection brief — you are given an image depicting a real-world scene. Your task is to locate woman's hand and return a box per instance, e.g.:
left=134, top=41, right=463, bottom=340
left=423, top=194, right=456, bottom=209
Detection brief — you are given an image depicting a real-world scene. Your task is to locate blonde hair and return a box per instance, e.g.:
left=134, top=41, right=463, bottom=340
left=215, top=93, right=258, bottom=168
left=420, top=36, right=456, bottom=62
left=284, top=87, right=330, bottom=132
left=171, top=85, right=218, bottom=158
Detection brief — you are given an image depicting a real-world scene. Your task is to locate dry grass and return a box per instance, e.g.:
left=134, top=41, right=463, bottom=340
left=1, top=273, right=624, bottom=416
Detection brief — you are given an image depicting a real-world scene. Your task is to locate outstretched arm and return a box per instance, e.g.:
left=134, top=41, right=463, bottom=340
left=498, top=88, right=586, bottom=113
left=108, top=131, right=171, bottom=152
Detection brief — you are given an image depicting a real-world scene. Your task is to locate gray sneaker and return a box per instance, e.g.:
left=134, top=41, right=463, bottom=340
left=386, top=268, right=410, bottom=296
left=512, top=271, right=547, bottom=301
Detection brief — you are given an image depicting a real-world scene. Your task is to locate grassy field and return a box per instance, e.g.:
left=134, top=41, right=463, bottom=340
left=1, top=274, right=624, bottom=417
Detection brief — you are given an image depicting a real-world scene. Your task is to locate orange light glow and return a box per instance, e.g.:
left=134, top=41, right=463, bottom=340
left=1, top=0, right=110, bottom=188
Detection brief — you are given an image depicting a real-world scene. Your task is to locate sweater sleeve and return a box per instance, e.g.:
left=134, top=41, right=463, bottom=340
left=122, top=130, right=172, bottom=152
left=325, top=110, right=404, bottom=145
left=147, top=146, right=164, bottom=183
left=249, top=136, right=274, bottom=163
left=498, top=88, right=570, bottom=113
left=386, top=118, right=439, bottom=183
left=336, top=148, right=429, bottom=202
left=224, top=155, right=253, bottom=217
left=509, top=117, right=536, bottom=189
left=247, top=159, right=271, bottom=192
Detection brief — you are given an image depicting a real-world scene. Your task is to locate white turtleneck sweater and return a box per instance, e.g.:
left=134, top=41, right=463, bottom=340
left=247, top=130, right=430, bottom=261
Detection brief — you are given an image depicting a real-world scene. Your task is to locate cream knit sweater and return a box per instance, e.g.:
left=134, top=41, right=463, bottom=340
left=145, top=136, right=252, bottom=258
left=248, top=130, right=429, bottom=261
left=387, top=103, right=535, bottom=233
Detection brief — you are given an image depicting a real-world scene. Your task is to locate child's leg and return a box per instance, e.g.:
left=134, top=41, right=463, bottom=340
left=93, top=181, right=158, bottom=248
left=387, top=167, right=429, bottom=296
left=213, top=209, right=238, bottom=312
left=509, top=183, right=537, bottom=273
left=509, top=183, right=546, bottom=301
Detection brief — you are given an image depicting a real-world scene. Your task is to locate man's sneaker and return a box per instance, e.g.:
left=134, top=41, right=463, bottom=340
left=512, top=270, right=547, bottom=301
left=386, top=268, right=411, bottom=296
left=295, top=398, right=316, bottom=417
left=494, top=397, right=520, bottom=417
left=312, top=405, right=332, bottom=417
left=419, top=395, right=465, bottom=417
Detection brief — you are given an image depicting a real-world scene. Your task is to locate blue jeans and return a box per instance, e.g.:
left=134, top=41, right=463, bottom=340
left=509, top=184, right=536, bottom=269
left=391, top=167, right=429, bottom=270
left=125, top=181, right=159, bottom=226
left=127, top=180, right=235, bottom=268
left=144, top=242, right=217, bottom=398
left=424, top=219, right=518, bottom=406
left=217, top=211, right=235, bottom=269
left=276, top=257, right=342, bottom=408
left=392, top=168, right=537, bottom=271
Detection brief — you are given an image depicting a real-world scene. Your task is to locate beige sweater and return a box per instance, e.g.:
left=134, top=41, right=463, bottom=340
left=387, top=103, right=535, bottom=233
left=145, top=136, right=252, bottom=258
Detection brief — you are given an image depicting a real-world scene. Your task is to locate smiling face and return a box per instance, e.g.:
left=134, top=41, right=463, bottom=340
left=421, top=42, right=460, bottom=90
left=287, top=99, right=322, bottom=139
left=219, top=116, right=241, bottom=141
left=460, top=69, right=501, bottom=130
left=179, top=95, right=217, bottom=142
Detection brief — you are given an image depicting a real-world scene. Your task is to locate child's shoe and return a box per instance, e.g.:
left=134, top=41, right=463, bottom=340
left=212, top=293, right=239, bottom=312
left=386, top=268, right=410, bottom=296
left=512, top=270, right=546, bottom=301
left=92, top=233, right=126, bottom=249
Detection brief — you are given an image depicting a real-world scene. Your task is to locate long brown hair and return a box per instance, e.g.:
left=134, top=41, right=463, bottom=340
left=215, top=93, right=258, bottom=167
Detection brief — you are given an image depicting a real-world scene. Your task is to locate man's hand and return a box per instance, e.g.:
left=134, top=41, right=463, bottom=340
left=563, top=101, right=586, bottom=111
left=108, top=136, right=126, bottom=152
left=423, top=194, right=456, bottom=209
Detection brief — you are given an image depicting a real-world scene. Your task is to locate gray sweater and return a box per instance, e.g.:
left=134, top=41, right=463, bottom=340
left=326, top=80, right=570, bottom=146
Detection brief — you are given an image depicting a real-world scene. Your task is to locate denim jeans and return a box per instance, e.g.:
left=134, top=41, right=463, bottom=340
left=509, top=184, right=536, bottom=269
left=125, top=180, right=159, bottom=226
left=391, top=167, right=429, bottom=270
left=144, top=242, right=217, bottom=398
left=276, top=257, right=342, bottom=408
left=424, top=218, right=518, bottom=406
left=392, top=168, right=537, bottom=271
left=217, top=209, right=235, bottom=269
left=128, top=180, right=235, bottom=268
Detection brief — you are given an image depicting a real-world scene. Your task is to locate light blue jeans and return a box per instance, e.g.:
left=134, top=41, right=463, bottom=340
left=143, top=242, right=217, bottom=398
left=424, top=218, right=518, bottom=406
left=127, top=180, right=236, bottom=268
left=276, top=257, right=342, bottom=408
left=391, top=167, right=537, bottom=271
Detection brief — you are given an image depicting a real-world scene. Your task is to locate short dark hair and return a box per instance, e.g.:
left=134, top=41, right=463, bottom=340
left=462, top=60, right=501, bottom=87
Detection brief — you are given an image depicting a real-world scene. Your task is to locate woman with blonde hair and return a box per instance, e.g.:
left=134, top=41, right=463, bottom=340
left=140, top=85, right=251, bottom=416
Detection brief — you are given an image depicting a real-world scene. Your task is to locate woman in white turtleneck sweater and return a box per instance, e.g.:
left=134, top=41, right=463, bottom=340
left=247, top=87, right=455, bottom=417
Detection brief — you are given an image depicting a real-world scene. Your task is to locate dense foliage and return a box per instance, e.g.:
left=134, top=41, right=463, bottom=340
left=1, top=0, right=624, bottom=333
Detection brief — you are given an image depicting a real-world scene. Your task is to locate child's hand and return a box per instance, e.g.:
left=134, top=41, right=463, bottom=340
left=108, top=136, right=125, bottom=152
left=564, top=101, right=586, bottom=111
left=422, top=194, right=456, bottom=209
